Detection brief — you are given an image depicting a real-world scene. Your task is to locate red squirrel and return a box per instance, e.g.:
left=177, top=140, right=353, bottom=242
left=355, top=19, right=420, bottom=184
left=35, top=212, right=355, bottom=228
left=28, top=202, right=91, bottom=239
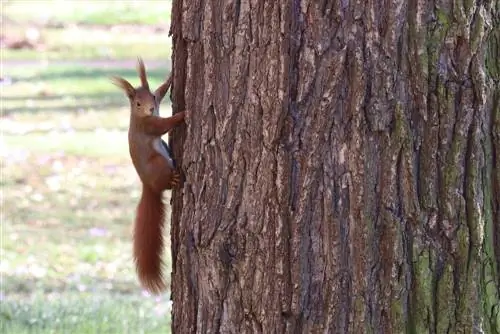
left=111, top=58, right=185, bottom=294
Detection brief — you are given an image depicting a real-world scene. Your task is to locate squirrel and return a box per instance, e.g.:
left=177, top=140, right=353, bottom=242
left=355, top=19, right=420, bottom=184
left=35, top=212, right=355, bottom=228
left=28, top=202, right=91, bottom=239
left=111, top=58, right=185, bottom=294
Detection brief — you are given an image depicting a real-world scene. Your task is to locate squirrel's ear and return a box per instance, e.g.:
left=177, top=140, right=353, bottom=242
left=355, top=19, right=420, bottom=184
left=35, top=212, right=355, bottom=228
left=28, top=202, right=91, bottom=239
left=110, top=76, right=135, bottom=99
left=137, top=57, right=149, bottom=90
left=154, top=73, right=172, bottom=103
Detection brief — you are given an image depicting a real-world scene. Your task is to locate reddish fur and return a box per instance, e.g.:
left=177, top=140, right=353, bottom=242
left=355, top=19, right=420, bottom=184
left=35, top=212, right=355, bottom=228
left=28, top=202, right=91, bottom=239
left=137, top=57, right=149, bottom=89
left=111, top=57, right=185, bottom=295
left=134, top=184, right=165, bottom=293
left=142, top=112, right=185, bottom=136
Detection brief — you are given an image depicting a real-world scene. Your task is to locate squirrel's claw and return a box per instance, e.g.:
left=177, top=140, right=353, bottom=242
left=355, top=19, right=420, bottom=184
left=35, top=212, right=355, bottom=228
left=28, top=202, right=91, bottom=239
left=171, top=172, right=181, bottom=188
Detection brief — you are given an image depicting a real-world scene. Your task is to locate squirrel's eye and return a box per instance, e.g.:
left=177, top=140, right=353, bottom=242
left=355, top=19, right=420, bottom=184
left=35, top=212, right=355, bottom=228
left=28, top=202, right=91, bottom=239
left=136, top=102, right=141, bottom=107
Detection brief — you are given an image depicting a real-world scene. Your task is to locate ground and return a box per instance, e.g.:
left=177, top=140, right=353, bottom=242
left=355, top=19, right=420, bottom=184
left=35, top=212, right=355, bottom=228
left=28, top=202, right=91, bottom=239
left=1, top=1, right=175, bottom=333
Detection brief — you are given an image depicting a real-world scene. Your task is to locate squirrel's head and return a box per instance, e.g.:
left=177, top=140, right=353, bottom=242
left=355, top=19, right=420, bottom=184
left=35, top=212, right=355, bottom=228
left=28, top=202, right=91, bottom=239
left=111, top=58, right=172, bottom=118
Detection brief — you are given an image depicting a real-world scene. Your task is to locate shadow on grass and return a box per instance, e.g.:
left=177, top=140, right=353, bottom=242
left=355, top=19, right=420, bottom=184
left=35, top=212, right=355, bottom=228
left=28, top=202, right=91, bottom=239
left=3, top=100, right=124, bottom=115
left=2, top=92, right=119, bottom=102
left=3, top=90, right=173, bottom=115
left=15, top=67, right=173, bottom=83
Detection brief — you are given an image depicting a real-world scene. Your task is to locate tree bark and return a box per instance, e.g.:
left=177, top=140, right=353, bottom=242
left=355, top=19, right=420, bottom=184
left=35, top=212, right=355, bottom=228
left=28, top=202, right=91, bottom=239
left=169, top=0, right=499, bottom=333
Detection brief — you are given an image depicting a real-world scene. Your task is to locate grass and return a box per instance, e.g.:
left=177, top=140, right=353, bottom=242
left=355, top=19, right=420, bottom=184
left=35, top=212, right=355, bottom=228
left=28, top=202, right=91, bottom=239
left=2, top=293, right=171, bottom=334
left=2, top=26, right=172, bottom=60
left=1, top=3, right=176, bottom=332
left=2, top=63, right=171, bottom=118
left=2, top=1, right=172, bottom=60
left=2, top=63, right=176, bottom=333
left=3, top=0, right=171, bottom=25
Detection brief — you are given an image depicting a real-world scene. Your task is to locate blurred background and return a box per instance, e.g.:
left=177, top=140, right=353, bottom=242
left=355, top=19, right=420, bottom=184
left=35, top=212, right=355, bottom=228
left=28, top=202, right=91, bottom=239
left=1, top=1, right=175, bottom=332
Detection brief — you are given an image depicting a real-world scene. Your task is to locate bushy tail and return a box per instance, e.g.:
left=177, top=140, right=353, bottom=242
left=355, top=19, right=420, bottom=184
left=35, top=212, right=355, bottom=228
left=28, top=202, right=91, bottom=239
left=133, top=184, right=165, bottom=294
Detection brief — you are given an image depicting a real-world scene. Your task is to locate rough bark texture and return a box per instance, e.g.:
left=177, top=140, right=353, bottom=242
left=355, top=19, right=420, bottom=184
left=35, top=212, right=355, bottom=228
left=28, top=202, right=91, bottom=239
left=169, top=0, right=499, bottom=333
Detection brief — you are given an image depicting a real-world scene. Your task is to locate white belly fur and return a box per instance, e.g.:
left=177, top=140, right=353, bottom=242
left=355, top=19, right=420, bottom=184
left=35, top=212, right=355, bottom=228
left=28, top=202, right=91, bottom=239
left=152, top=137, right=175, bottom=169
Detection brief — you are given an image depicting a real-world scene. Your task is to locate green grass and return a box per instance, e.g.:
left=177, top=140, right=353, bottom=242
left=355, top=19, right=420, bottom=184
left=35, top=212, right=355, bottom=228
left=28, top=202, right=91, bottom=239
left=3, top=0, right=171, bottom=25
left=1, top=293, right=172, bottom=333
left=2, top=18, right=176, bottom=330
left=2, top=63, right=172, bottom=117
left=2, top=1, right=172, bottom=60
left=2, top=26, right=172, bottom=60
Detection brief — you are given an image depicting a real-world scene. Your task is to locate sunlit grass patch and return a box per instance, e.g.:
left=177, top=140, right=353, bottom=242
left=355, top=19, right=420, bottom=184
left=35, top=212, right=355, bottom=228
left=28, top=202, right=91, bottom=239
left=3, top=0, right=173, bottom=61
left=2, top=26, right=172, bottom=61
left=1, top=0, right=172, bottom=61
left=2, top=0, right=171, bottom=60
left=1, top=292, right=172, bottom=334
left=3, top=0, right=171, bottom=26
left=2, top=1, right=171, bottom=60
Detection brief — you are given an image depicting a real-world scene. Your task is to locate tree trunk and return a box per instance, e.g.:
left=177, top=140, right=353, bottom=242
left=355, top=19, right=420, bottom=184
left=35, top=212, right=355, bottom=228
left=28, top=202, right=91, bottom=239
left=169, top=0, right=499, bottom=333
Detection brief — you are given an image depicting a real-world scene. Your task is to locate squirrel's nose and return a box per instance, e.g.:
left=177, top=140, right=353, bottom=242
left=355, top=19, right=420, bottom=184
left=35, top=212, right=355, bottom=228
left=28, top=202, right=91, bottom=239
left=149, top=107, right=154, bottom=113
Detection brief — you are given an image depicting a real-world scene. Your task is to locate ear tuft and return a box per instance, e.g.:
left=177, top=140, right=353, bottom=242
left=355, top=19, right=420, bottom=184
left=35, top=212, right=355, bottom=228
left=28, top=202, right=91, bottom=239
left=154, top=73, right=173, bottom=103
left=110, top=76, right=135, bottom=99
left=137, top=57, right=149, bottom=90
